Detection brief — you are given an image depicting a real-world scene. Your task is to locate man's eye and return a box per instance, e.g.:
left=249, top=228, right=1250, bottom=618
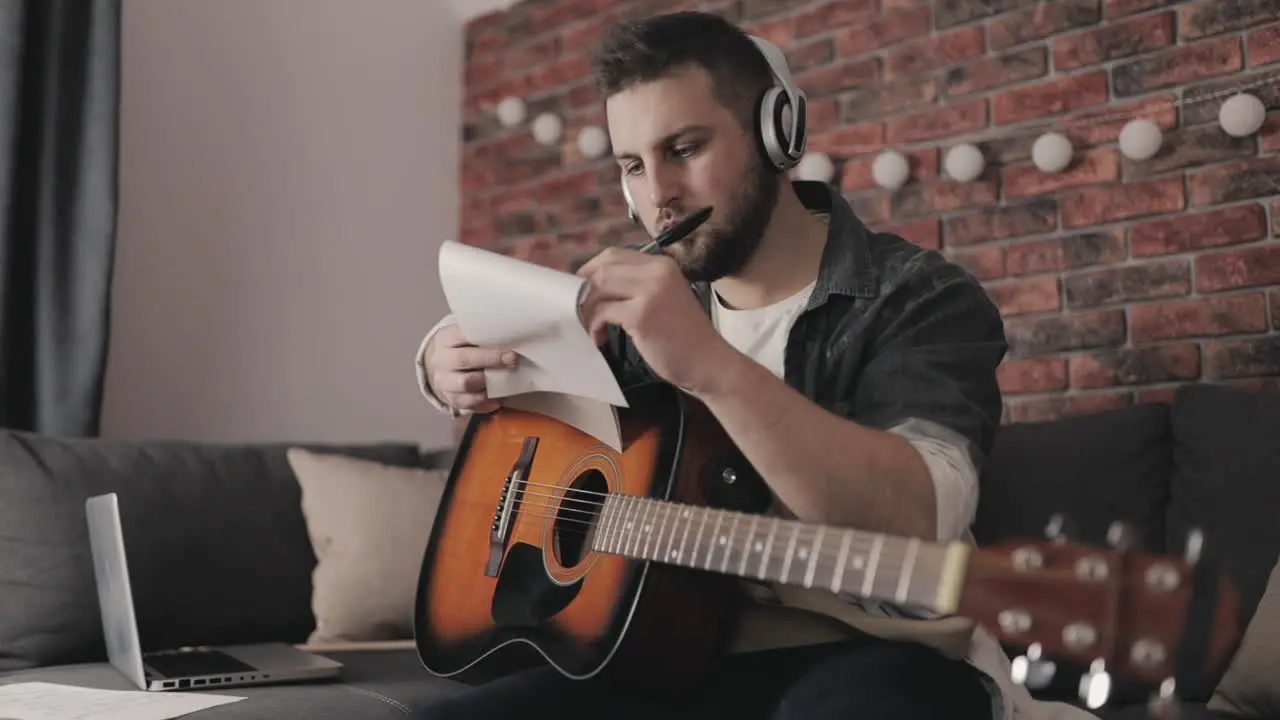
left=673, top=145, right=698, bottom=158
left=624, top=163, right=643, bottom=176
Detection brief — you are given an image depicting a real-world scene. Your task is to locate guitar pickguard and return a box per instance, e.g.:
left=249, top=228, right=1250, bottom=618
left=491, top=542, right=583, bottom=626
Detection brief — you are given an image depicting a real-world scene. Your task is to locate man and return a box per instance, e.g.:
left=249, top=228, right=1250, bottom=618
left=412, top=11, right=1097, bottom=720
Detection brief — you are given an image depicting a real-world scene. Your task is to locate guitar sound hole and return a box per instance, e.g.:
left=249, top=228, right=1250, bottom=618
left=553, top=469, right=607, bottom=568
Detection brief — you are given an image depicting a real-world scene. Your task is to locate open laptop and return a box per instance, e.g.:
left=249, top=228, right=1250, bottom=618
left=86, top=492, right=343, bottom=691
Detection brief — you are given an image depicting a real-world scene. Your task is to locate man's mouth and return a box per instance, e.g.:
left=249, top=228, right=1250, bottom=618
left=659, top=215, right=689, bottom=234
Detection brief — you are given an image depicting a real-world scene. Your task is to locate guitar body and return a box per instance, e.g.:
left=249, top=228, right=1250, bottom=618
left=413, top=382, right=771, bottom=689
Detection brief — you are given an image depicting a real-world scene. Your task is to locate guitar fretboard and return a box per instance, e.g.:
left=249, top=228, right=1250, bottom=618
left=588, top=494, right=957, bottom=613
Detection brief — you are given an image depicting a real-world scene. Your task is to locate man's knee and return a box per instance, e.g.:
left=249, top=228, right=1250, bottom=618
left=775, top=640, right=992, bottom=720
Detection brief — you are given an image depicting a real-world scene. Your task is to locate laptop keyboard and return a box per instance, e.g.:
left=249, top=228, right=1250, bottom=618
left=144, top=649, right=257, bottom=678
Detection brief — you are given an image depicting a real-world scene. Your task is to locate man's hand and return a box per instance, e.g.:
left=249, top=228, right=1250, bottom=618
left=423, top=322, right=518, bottom=413
left=576, top=247, right=734, bottom=394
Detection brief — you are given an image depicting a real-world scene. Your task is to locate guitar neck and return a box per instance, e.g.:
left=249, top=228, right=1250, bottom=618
left=590, top=494, right=970, bottom=615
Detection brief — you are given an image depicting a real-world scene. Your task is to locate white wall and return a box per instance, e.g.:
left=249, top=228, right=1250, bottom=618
left=100, top=0, right=463, bottom=448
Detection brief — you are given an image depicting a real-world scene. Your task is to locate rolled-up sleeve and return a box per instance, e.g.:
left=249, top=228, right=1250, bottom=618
left=889, top=419, right=980, bottom=543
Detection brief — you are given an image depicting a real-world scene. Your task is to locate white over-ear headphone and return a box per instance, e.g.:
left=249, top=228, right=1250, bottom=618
left=623, top=35, right=808, bottom=223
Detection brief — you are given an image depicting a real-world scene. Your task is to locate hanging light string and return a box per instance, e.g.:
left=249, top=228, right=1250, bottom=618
left=937, top=71, right=1279, bottom=147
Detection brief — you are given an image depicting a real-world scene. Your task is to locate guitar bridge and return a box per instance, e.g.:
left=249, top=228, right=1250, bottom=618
left=485, top=436, right=539, bottom=577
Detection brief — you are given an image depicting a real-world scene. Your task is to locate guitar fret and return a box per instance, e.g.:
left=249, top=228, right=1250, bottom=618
left=623, top=497, right=640, bottom=556
left=896, top=537, right=920, bottom=604
left=650, top=499, right=660, bottom=556
left=654, top=503, right=672, bottom=562
left=690, top=506, right=709, bottom=568
left=861, top=535, right=883, bottom=597
left=674, top=507, right=691, bottom=564
left=738, top=515, right=759, bottom=577
left=629, top=499, right=648, bottom=558
left=831, top=530, right=853, bottom=593
left=803, top=526, right=825, bottom=589
left=705, top=512, right=725, bottom=570
left=607, top=496, right=624, bottom=554
left=758, top=517, right=780, bottom=580
left=665, top=506, right=684, bottom=563
left=781, top=523, right=800, bottom=583
left=720, top=514, right=740, bottom=573
left=594, top=496, right=615, bottom=553
left=672, top=507, right=689, bottom=562
left=612, top=496, right=628, bottom=556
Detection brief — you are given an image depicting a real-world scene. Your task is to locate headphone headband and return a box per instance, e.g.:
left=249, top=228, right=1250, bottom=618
left=749, top=36, right=808, bottom=162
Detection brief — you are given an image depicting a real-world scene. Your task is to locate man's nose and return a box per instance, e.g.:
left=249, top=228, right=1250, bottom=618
left=645, top=166, right=683, bottom=212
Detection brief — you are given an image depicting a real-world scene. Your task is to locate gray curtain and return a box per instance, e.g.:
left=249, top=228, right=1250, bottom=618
left=0, top=0, right=120, bottom=436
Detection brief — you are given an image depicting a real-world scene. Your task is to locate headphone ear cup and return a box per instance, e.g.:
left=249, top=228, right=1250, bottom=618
left=757, top=87, right=800, bottom=171
left=621, top=177, right=640, bottom=224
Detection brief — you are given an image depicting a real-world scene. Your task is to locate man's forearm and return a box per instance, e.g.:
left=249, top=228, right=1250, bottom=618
left=691, top=348, right=938, bottom=540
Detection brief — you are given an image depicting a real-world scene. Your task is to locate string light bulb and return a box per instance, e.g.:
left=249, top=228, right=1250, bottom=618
left=873, top=149, right=910, bottom=190
left=576, top=125, right=610, bottom=159
left=794, top=152, right=836, bottom=183
left=531, top=112, right=563, bottom=146
left=944, top=143, right=985, bottom=183
left=1032, top=132, right=1073, bottom=173
left=1118, top=118, right=1163, bottom=161
left=1219, top=93, right=1266, bottom=137
left=495, top=97, right=525, bottom=127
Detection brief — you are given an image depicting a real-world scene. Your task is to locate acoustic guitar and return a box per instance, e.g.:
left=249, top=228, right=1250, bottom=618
left=413, top=381, right=1242, bottom=709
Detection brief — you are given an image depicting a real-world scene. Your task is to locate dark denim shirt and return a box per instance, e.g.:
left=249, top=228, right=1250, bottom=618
left=601, top=180, right=1009, bottom=476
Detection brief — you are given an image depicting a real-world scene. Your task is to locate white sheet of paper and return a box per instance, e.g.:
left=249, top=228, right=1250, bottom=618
left=437, top=240, right=628, bottom=449
left=0, top=682, right=244, bottom=720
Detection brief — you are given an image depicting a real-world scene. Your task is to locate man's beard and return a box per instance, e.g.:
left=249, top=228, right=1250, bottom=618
left=666, top=160, right=781, bottom=284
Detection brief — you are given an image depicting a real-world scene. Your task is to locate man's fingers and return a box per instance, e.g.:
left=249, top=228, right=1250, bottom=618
left=582, top=264, right=660, bottom=305
left=471, top=399, right=501, bottom=413
left=435, top=369, right=488, bottom=395
left=446, top=345, right=518, bottom=371
left=585, top=297, right=634, bottom=342
left=445, top=392, right=500, bottom=413
left=575, top=246, right=633, bottom=278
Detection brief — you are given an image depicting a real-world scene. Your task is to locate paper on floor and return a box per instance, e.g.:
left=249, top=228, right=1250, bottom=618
left=438, top=240, right=627, bottom=450
left=0, top=681, right=244, bottom=720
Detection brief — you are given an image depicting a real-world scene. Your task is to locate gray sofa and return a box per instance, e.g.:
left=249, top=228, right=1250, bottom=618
left=1, top=383, right=1276, bottom=719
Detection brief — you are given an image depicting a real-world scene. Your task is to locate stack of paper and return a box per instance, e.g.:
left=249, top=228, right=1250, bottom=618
left=0, top=681, right=244, bottom=720
left=437, top=240, right=628, bottom=451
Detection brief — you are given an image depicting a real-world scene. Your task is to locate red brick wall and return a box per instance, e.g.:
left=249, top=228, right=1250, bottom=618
left=459, top=0, right=1280, bottom=423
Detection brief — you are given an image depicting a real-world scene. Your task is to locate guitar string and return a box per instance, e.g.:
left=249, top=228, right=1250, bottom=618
left=469, top=496, right=1160, bottom=594
left=472, top=492, right=1169, bottom=596
left=489, top=499, right=941, bottom=563
left=471, top=485, right=1154, bottom=585
left=470, top=488, right=947, bottom=581
left=490, top=483, right=946, bottom=576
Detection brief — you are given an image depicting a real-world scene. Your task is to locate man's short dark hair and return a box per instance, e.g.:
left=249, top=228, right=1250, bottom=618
left=590, top=11, right=776, bottom=131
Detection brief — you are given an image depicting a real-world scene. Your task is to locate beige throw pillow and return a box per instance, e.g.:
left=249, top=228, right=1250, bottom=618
left=286, top=448, right=447, bottom=645
left=1209, top=556, right=1280, bottom=717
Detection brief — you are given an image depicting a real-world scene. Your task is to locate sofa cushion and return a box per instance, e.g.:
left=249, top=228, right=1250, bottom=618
left=0, top=649, right=466, bottom=719
left=1168, top=383, right=1280, bottom=704
left=1209, top=557, right=1280, bottom=718
left=974, top=402, right=1172, bottom=551
left=1167, top=385, right=1280, bottom=630
left=0, top=430, right=426, bottom=671
left=287, top=448, right=447, bottom=645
